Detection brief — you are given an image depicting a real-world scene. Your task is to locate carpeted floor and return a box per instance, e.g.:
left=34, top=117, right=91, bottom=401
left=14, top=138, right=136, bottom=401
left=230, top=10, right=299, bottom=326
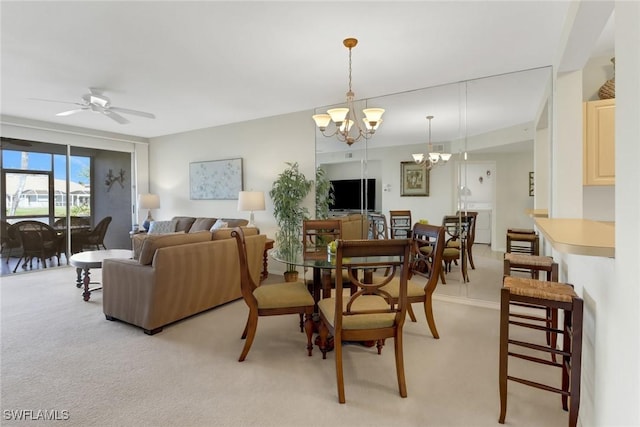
left=1, top=254, right=569, bottom=427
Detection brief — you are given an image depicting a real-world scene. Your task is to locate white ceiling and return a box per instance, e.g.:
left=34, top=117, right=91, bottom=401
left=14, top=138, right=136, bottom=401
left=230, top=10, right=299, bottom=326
left=1, top=1, right=614, bottom=143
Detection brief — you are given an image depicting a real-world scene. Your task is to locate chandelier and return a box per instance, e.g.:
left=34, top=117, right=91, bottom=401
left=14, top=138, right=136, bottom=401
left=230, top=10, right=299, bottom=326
left=312, top=38, right=384, bottom=146
left=412, top=115, right=451, bottom=169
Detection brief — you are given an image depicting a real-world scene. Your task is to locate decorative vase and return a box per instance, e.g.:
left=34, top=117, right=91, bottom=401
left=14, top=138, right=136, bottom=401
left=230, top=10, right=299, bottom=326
left=284, top=270, right=299, bottom=282
left=598, top=57, right=615, bottom=100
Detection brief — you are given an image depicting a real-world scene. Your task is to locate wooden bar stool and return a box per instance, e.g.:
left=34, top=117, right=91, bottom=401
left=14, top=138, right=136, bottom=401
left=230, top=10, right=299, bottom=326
left=504, top=253, right=559, bottom=358
left=504, top=252, right=557, bottom=280
left=499, top=276, right=583, bottom=427
left=506, top=228, right=539, bottom=256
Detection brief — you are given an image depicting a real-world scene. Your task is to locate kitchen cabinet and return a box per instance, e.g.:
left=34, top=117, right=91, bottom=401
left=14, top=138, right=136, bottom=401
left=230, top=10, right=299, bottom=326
left=583, top=99, right=615, bottom=186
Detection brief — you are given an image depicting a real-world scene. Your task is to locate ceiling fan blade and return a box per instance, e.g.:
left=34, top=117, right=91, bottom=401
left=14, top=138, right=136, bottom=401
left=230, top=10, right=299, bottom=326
left=56, top=108, right=87, bottom=117
left=109, top=106, right=156, bottom=119
left=103, top=110, right=130, bottom=124
left=29, top=97, right=84, bottom=106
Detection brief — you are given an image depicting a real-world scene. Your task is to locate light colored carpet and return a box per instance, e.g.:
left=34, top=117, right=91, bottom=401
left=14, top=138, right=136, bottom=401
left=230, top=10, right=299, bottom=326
left=1, top=261, right=569, bottom=427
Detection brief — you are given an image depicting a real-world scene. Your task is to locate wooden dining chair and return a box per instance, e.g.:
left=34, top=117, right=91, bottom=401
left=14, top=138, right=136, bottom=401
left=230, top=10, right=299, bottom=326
left=454, top=210, right=478, bottom=269
left=317, top=238, right=412, bottom=403
left=389, top=210, right=412, bottom=239
left=439, top=215, right=472, bottom=283
left=379, top=223, right=445, bottom=338
left=232, top=227, right=315, bottom=362
left=302, top=219, right=342, bottom=258
left=368, top=213, right=389, bottom=240
left=302, top=219, right=343, bottom=298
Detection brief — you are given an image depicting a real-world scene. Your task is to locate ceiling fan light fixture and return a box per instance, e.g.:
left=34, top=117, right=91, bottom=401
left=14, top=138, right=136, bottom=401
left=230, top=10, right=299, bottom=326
left=312, top=38, right=384, bottom=145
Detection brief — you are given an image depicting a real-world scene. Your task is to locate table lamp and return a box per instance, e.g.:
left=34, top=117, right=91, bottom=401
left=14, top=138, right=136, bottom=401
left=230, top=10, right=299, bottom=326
left=138, top=193, right=160, bottom=231
left=237, top=191, right=265, bottom=228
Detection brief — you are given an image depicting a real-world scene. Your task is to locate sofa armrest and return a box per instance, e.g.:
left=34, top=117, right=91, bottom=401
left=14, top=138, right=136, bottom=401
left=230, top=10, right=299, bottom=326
left=103, top=258, right=157, bottom=328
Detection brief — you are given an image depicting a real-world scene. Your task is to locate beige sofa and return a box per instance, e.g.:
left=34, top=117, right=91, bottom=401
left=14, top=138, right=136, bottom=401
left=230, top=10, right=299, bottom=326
left=103, top=227, right=265, bottom=335
left=334, top=213, right=369, bottom=239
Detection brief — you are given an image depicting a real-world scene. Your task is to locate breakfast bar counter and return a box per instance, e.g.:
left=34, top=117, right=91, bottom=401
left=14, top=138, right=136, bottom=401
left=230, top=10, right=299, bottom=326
left=534, top=218, right=615, bottom=258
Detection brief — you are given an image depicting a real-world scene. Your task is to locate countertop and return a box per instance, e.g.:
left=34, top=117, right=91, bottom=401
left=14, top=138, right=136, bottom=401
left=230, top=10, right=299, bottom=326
left=526, top=209, right=549, bottom=218
left=534, top=218, right=615, bottom=258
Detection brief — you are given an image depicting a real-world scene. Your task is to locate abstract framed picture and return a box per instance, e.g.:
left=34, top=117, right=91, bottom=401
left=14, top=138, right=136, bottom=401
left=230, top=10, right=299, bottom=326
left=400, top=161, right=429, bottom=196
left=189, top=158, right=243, bottom=200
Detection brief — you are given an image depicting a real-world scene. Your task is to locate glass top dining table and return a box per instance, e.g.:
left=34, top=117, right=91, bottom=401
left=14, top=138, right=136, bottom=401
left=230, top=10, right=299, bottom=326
left=270, top=249, right=401, bottom=303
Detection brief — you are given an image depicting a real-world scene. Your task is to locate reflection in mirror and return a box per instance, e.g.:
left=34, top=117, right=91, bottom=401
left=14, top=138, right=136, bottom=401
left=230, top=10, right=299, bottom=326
left=315, top=66, right=552, bottom=304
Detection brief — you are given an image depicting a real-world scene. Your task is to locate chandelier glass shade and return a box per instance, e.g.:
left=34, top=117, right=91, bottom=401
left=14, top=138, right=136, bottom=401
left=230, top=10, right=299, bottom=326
left=312, top=38, right=384, bottom=146
left=412, top=115, right=451, bottom=169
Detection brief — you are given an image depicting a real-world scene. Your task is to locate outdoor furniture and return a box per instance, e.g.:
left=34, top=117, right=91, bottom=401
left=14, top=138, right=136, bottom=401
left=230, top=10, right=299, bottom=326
left=12, top=220, right=62, bottom=273
left=75, top=216, right=112, bottom=251
left=1, top=220, right=21, bottom=263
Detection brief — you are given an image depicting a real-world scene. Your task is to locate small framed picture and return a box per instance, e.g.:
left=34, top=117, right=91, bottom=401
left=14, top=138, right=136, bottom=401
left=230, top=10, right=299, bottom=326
left=401, top=161, right=429, bottom=197
left=529, top=171, right=534, bottom=197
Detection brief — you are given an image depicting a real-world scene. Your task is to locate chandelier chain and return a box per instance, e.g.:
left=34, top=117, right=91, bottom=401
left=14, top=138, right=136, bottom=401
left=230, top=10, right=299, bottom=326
left=348, top=46, right=353, bottom=96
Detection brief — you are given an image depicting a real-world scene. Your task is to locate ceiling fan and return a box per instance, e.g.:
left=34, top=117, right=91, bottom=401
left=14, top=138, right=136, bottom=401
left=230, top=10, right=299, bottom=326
left=32, top=88, right=156, bottom=124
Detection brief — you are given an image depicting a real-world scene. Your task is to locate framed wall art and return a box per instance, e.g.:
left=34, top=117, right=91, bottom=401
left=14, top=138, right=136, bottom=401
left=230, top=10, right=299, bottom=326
left=400, top=161, right=429, bottom=196
left=189, top=158, right=243, bottom=200
left=529, top=171, right=535, bottom=197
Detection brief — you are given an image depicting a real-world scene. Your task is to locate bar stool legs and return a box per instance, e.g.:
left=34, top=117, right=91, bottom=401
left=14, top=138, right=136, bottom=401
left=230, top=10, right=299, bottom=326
left=498, top=277, right=583, bottom=427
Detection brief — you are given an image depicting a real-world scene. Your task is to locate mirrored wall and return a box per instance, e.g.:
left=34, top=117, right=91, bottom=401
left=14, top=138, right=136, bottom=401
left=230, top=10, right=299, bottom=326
left=314, top=66, right=552, bottom=303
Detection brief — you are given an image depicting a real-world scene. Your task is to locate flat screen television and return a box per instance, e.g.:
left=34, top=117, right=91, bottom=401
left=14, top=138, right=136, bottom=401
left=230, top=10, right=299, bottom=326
left=329, top=178, right=376, bottom=211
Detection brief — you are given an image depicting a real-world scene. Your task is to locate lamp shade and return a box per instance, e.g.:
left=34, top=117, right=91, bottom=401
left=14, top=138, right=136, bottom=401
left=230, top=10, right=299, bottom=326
left=138, top=193, right=160, bottom=210
left=237, top=191, right=265, bottom=212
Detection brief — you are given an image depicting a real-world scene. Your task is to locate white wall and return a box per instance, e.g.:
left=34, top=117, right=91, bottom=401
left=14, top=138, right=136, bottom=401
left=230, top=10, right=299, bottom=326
left=549, top=2, right=640, bottom=425
left=148, top=110, right=316, bottom=275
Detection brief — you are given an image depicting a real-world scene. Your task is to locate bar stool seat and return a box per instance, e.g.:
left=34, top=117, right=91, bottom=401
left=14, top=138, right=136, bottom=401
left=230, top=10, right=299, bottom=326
left=506, top=228, right=539, bottom=256
left=499, top=276, right=583, bottom=427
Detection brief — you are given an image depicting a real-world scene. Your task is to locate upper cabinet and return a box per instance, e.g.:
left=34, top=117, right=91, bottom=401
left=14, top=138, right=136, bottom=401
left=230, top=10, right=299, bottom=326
left=583, top=99, right=615, bottom=186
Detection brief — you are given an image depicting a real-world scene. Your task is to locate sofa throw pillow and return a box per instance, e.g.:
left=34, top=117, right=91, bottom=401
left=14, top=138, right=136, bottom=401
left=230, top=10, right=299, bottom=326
left=148, top=220, right=178, bottom=235
left=189, top=218, right=217, bottom=233
left=210, top=219, right=228, bottom=231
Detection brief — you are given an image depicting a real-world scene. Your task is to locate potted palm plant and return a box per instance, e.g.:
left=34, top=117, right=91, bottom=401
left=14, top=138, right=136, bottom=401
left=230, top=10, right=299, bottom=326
left=270, top=162, right=313, bottom=282
left=315, top=166, right=334, bottom=219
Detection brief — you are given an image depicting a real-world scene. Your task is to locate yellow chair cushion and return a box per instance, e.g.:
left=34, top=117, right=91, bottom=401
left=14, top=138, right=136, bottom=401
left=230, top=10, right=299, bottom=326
left=443, top=247, right=460, bottom=257
left=318, top=296, right=395, bottom=330
left=378, top=277, right=426, bottom=298
left=446, top=240, right=461, bottom=249
left=253, top=282, right=314, bottom=309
